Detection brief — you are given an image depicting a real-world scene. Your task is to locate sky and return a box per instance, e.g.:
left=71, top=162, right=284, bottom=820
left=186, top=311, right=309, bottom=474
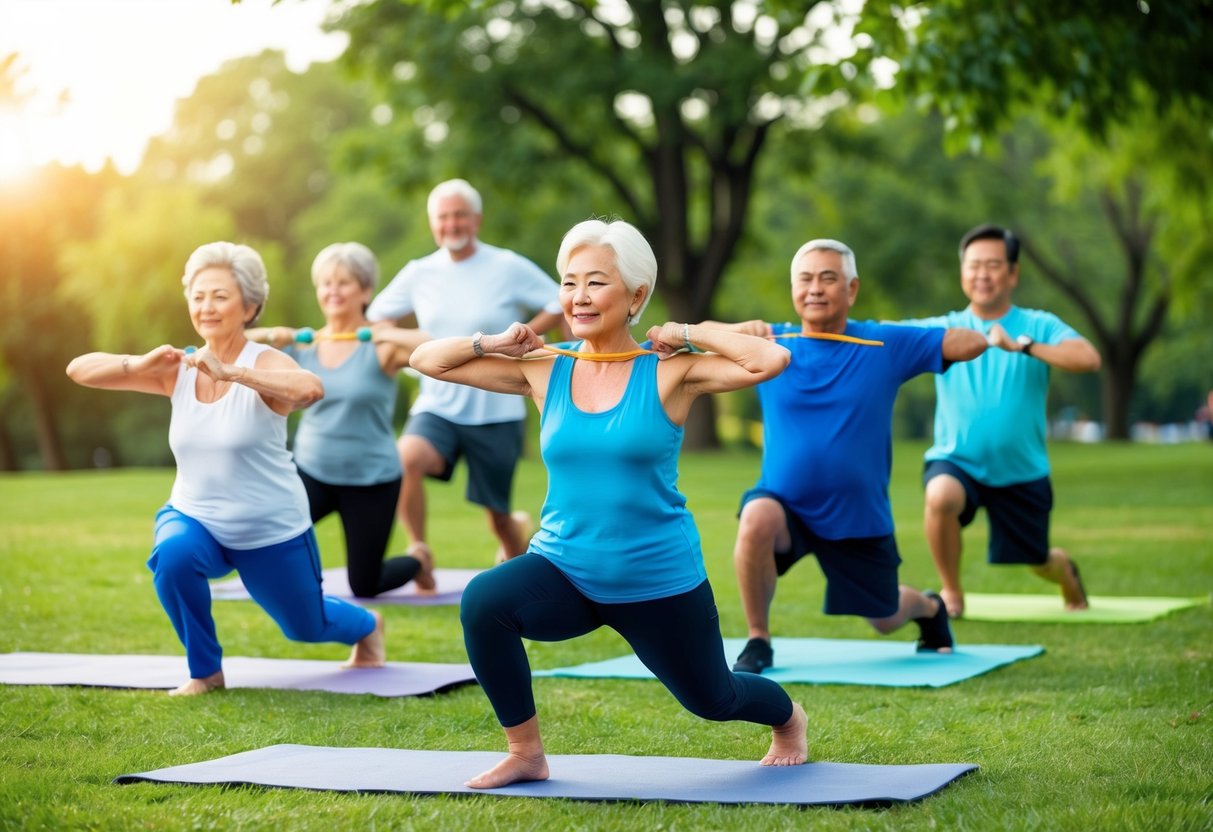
left=0, top=0, right=348, bottom=178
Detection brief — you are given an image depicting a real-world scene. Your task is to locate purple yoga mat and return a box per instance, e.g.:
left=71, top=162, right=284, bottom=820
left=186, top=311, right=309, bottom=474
left=115, top=744, right=977, bottom=806
left=210, top=567, right=481, bottom=606
left=0, top=653, right=476, bottom=697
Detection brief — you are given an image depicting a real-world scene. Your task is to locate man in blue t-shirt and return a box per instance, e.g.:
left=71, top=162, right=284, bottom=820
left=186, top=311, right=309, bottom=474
left=902, top=224, right=1101, bottom=619
left=712, top=239, right=988, bottom=674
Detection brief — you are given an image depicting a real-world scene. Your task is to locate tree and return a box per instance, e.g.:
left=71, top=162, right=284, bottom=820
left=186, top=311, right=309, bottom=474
left=857, top=0, right=1213, bottom=438
left=333, top=0, right=859, bottom=446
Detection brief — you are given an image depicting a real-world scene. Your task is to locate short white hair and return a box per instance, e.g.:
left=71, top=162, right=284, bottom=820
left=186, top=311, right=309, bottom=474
left=311, top=242, right=379, bottom=291
left=790, top=239, right=858, bottom=284
left=181, top=241, right=268, bottom=326
left=556, top=219, right=656, bottom=326
left=427, top=178, right=482, bottom=217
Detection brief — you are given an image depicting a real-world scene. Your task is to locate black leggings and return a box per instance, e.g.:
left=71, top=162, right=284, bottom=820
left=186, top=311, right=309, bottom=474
left=298, top=471, right=420, bottom=598
left=460, top=553, right=794, bottom=729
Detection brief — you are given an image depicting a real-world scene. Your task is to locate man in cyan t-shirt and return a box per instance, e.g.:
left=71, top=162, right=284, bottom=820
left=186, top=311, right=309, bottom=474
left=901, top=224, right=1101, bottom=619
left=714, top=239, right=988, bottom=675
left=368, top=179, right=566, bottom=569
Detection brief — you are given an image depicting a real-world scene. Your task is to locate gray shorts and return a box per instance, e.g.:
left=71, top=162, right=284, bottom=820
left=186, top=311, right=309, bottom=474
left=404, top=412, right=524, bottom=513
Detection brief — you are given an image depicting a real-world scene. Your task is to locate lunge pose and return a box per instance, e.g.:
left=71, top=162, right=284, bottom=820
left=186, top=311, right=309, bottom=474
left=67, top=242, right=383, bottom=695
left=410, top=219, right=805, bottom=789
left=716, top=239, right=987, bottom=675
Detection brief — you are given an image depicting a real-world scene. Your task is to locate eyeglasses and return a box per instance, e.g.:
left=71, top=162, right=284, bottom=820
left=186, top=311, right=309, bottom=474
left=963, top=259, right=1007, bottom=273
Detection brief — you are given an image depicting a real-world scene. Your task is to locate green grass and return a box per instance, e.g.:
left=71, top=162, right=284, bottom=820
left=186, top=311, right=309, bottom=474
left=1, top=441, right=1211, bottom=830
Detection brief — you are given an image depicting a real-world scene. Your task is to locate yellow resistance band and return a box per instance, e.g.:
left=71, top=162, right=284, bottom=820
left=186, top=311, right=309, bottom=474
left=775, top=332, right=884, bottom=347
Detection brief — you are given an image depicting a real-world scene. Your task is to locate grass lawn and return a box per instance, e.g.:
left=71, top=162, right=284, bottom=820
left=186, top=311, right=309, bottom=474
left=1, top=440, right=1210, bottom=830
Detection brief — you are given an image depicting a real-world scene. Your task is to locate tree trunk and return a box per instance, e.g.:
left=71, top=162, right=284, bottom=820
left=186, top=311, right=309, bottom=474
left=1100, top=351, right=1135, bottom=441
left=20, top=369, right=69, bottom=471
left=0, top=417, right=16, bottom=471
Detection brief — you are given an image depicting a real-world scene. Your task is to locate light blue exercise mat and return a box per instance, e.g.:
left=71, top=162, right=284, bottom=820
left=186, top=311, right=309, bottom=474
left=209, top=567, right=482, bottom=606
left=534, top=637, right=1044, bottom=688
left=115, top=744, right=977, bottom=807
left=960, top=594, right=1207, bottom=623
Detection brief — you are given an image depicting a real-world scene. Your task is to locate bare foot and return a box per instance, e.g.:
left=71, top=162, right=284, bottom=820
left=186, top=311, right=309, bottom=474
left=939, top=588, right=965, bottom=619
left=465, top=751, right=549, bottom=789
left=168, top=670, right=224, bottom=697
left=1053, top=548, right=1089, bottom=611
left=408, top=543, right=437, bottom=595
left=494, top=510, right=534, bottom=564
left=343, top=609, right=386, bottom=668
left=761, top=702, right=808, bottom=766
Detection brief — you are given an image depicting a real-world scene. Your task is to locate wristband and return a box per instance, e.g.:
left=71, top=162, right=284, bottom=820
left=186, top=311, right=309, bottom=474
left=472, top=331, right=485, bottom=358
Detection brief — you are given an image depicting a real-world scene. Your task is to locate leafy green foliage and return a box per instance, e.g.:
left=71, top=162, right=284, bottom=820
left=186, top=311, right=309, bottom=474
left=857, top=0, right=1213, bottom=148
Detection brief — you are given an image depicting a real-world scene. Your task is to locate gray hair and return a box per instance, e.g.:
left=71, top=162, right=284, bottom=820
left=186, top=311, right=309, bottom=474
left=790, top=238, right=858, bottom=284
left=556, top=219, right=656, bottom=326
left=181, top=241, right=268, bottom=326
left=427, top=178, right=482, bottom=217
left=311, top=242, right=379, bottom=291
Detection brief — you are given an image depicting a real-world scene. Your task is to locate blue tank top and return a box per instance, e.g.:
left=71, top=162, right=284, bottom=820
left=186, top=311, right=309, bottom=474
left=289, top=342, right=402, bottom=486
left=529, top=352, right=705, bottom=603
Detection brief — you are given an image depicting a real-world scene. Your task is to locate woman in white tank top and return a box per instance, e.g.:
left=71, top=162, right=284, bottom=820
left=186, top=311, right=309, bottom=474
left=67, top=242, right=385, bottom=696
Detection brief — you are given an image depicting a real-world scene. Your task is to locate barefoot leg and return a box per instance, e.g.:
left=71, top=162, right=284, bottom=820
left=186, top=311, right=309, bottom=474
left=168, top=670, right=225, bottom=697
left=408, top=542, right=437, bottom=595
left=343, top=609, right=386, bottom=668
left=465, top=715, right=550, bottom=789
left=761, top=702, right=808, bottom=766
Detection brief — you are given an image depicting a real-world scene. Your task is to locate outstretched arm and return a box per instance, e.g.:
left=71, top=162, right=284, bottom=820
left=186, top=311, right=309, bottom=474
left=987, top=324, right=1102, bottom=372
left=409, top=323, right=545, bottom=399
left=189, top=348, right=323, bottom=416
left=371, top=325, right=431, bottom=373
left=66, top=346, right=183, bottom=397
left=942, top=328, right=989, bottom=363
left=649, top=321, right=790, bottom=424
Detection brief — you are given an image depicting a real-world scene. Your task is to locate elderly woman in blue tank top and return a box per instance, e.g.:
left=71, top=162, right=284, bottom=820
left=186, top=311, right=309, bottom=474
left=66, top=241, right=385, bottom=696
left=249, top=243, right=433, bottom=598
left=409, top=219, right=804, bottom=789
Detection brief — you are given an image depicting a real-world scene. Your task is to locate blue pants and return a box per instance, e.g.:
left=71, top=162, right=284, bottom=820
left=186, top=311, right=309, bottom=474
left=148, top=506, right=377, bottom=679
left=461, top=553, right=794, bottom=728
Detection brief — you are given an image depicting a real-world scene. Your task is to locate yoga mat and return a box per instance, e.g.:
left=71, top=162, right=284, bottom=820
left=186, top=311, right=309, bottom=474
left=210, top=567, right=482, bottom=606
left=961, top=594, right=1207, bottom=623
left=0, top=653, right=475, bottom=698
left=115, top=744, right=977, bottom=806
left=534, top=638, right=1043, bottom=688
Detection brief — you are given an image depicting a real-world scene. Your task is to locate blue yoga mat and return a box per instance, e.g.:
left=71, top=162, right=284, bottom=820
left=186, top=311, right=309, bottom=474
left=0, top=652, right=476, bottom=698
left=115, top=744, right=977, bottom=806
left=534, top=637, right=1044, bottom=688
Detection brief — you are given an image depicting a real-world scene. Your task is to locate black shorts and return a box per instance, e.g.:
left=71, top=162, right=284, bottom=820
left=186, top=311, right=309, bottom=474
left=738, top=488, right=901, bottom=619
left=922, top=459, right=1052, bottom=566
left=404, top=412, right=524, bottom=513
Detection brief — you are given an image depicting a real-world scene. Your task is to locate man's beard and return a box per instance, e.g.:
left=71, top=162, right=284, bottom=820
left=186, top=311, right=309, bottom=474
left=441, top=236, right=471, bottom=253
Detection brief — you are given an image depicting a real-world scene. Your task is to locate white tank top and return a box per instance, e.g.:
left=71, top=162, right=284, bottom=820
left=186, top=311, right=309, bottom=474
left=167, top=341, right=311, bottom=549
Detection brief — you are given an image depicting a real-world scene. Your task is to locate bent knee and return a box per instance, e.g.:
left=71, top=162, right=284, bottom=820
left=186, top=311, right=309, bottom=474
left=924, top=476, right=966, bottom=515
left=459, top=572, right=515, bottom=630
left=735, top=501, right=785, bottom=550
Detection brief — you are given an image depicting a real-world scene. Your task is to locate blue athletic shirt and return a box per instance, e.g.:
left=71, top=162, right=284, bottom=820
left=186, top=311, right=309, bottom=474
left=754, top=320, right=945, bottom=539
left=530, top=351, right=706, bottom=603
left=288, top=341, right=401, bottom=486
left=899, top=306, right=1079, bottom=486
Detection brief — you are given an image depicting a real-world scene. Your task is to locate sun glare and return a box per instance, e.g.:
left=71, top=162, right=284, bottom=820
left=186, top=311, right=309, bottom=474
left=0, top=111, right=36, bottom=183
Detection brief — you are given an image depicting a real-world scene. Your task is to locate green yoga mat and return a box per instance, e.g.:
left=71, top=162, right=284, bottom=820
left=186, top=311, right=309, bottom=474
left=961, top=594, right=1207, bottom=623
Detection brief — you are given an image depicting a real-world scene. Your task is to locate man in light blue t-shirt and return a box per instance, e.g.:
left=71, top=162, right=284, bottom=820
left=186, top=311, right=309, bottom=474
left=713, top=239, right=990, bottom=675
left=903, top=224, right=1101, bottom=619
left=368, top=179, right=566, bottom=569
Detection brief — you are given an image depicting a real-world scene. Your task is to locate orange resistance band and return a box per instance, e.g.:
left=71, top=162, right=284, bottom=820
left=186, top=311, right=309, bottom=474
left=526, top=344, right=656, bottom=362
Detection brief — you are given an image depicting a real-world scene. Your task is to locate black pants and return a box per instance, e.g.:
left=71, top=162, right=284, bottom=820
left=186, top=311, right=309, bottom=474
left=460, top=553, right=794, bottom=729
left=298, top=470, right=419, bottom=597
